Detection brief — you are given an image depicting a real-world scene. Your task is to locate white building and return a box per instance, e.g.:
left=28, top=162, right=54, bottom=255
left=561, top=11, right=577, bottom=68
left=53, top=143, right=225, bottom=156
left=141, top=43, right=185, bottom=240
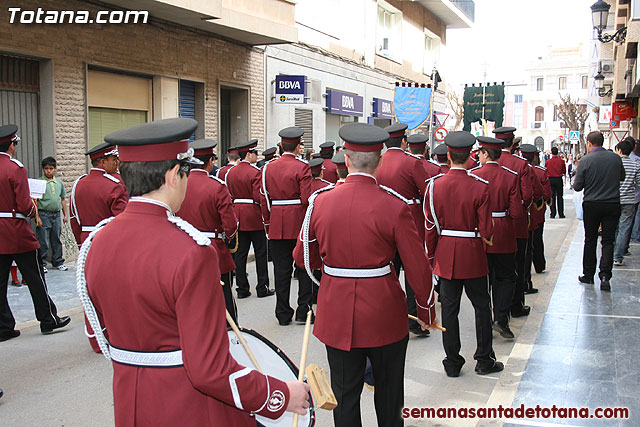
left=264, top=0, right=474, bottom=151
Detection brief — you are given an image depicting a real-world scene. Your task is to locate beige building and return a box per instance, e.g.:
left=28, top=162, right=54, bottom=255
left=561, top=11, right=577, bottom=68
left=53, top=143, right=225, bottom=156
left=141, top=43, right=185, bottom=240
left=0, top=0, right=297, bottom=187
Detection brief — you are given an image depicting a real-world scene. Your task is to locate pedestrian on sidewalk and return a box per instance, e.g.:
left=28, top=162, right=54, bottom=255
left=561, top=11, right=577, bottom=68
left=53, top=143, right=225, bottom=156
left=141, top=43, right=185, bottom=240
left=0, top=124, right=70, bottom=342
left=546, top=147, right=566, bottom=218
left=629, top=138, right=640, bottom=243
left=573, top=131, right=625, bottom=291
left=35, top=157, right=69, bottom=272
left=613, top=138, right=640, bottom=266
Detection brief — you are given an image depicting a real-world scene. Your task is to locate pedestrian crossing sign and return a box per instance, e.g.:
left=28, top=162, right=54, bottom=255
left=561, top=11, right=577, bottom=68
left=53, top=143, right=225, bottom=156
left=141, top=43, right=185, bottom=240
left=569, top=131, right=579, bottom=141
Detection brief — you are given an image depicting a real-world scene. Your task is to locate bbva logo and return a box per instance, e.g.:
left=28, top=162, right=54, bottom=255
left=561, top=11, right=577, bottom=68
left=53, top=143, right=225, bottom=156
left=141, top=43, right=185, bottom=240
left=279, top=80, right=301, bottom=90
left=381, top=102, right=392, bottom=114
left=342, top=96, right=355, bottom=109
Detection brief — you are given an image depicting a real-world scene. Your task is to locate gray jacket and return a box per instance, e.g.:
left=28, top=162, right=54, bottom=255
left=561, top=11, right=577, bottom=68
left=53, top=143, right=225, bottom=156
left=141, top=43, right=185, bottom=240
left=573, top=148, right=625, bottom=203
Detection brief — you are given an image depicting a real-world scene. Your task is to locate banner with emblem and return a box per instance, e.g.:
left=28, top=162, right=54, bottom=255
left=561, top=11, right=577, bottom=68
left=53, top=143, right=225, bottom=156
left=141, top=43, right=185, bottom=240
left=483, top=84, right=505, bottom=128
left=463, top=86, right=484, bottom=131
left=393, top=86, right=432, bottom=130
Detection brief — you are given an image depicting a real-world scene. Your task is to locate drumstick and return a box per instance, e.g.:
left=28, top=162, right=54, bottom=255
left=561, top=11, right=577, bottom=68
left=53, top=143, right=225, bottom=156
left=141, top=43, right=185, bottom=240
left=293, top=310, right=313, bottom=427
left=408, top=314, right=446, bottom=332
left=226, top=309, right=263, bottom=373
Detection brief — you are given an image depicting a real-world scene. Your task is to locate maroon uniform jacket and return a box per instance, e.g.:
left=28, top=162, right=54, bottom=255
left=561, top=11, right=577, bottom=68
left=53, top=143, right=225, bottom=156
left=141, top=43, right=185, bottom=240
left=417, top=155, right=442, bottom=178
left=293, top=173, right=436, bottom=351
left=261, top=153, right=313, bottom=240
left=377, top=148, right=430, bottom=239
left=0, top=152, right=39, bottom=254
left=176, top=169, right=238, bottom=275
left=530, top=165, right=552, bottom=229
left=85, top=199, right=289, bottom=427
left=70, top=168, right=128, bottom=244
left=225, top=161, right=266, bottom=231
left=439, top=163, right=450, bottom=174
left=310, top=177, right=332, bottom=193
left=498, top=151, right=533, bottom=239
left=217, top=164, right=234, bottom=181
left=424, top=168, right=493, bottom=279
left=471, top=162, right=522, bottom=254
left=321, top=158, right=338, bottom=184
left=466, top=156, right=479, bottom=170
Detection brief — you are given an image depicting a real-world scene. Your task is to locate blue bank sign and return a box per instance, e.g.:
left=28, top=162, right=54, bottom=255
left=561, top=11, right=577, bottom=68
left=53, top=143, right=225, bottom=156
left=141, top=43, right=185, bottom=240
left=372, top=98, right=393, bottom=119
left=275, top=75, right=306, bottom=104
left=326, top=90, right=363, bottom=117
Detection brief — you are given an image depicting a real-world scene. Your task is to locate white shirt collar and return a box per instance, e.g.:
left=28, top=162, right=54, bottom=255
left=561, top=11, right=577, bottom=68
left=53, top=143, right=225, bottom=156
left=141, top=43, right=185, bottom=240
left=282, top=152, right=296, bottom=157
left=347, top=172, right=377, bottom=183
left=190, top=168, right=208, bottom=174
left=450, top=167, right=466, bottom=171
left=387, top=147, right=404, bottom=151
left=486, top=161, right=499, bottom=165
left=129, top=197, right=172, bottom=214
left=0, top=152, right=10, bottom=158
left=91, top=167, right=106, bottom=173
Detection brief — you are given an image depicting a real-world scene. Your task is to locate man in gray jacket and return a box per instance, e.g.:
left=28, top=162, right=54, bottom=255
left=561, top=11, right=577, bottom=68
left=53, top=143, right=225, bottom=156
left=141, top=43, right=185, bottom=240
left=573, top=131, right=625, bottom=290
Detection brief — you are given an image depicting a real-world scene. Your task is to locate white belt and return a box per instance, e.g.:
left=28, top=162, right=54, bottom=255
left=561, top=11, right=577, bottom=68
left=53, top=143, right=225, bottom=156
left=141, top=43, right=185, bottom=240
left=0, top=212, right=27, bottom=220
left=441, top=230, right=480, bottom=238
left=272, top=199, right=301, bottom=206
left=109, top=346, right=183, bottom=368
left=81, top=226, right=96, bottom=232
left=201, top=231, right=225, bottom=239
left=405, top=198, right=421, bottom=205
left=323, top=264, right=392, bottom=278
left=492, top=212, right=507, bottom=218
left=233, top=199, right=256, bottom=204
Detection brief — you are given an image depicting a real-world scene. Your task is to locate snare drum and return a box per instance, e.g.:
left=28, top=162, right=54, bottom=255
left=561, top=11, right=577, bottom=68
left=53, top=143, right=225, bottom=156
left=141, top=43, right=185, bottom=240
left=227, top=327, right=315, bottom=427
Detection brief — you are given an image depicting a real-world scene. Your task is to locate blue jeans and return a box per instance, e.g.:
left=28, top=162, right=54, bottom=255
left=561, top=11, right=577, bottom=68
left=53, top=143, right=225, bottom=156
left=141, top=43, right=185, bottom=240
left=36, top=210, right=64, bottom=267
left=632, top=202, right=640, bottom=241
left=614, top=204, right=637, bottom=262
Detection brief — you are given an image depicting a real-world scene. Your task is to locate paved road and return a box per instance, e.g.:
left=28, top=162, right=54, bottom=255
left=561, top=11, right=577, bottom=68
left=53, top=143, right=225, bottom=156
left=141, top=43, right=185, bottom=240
left=0, top=191, right=578, bottom=427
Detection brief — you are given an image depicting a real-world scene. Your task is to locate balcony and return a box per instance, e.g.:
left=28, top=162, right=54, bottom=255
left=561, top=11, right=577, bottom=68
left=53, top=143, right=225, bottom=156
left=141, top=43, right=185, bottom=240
left=415, top=0, right=474, bottom=29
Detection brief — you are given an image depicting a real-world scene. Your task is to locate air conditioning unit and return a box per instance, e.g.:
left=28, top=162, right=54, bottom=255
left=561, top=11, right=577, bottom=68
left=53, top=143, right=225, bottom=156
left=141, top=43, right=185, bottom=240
left=601, top=60, right=615, bottom=74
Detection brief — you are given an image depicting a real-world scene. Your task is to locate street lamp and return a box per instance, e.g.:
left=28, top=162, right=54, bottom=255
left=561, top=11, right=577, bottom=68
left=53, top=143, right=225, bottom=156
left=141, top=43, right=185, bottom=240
left=591, top=0, right=626, bottom=43
left=594, top=71, right=613, bottom=97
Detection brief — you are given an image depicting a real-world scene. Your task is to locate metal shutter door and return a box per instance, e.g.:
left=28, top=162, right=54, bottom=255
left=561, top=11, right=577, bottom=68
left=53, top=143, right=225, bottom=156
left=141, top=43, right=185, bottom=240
left=179, top=80, right=196, bottom=142
left=294, top=108, right=313, bottom=150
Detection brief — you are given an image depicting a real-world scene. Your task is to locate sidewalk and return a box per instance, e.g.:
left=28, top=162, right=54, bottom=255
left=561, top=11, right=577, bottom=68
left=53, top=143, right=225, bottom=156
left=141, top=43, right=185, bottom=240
left=507, top=219, right=639, bottom=426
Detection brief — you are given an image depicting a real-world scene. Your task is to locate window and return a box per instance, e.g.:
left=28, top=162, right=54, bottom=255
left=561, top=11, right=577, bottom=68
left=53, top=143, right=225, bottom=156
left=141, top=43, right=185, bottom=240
left=377, top=2, right=402, bottom=61
left=514, top=94, right=523, bottom=103
left=582, top=75, right=589, bottom=89
left=536, top=78, right=544, bottom=91
left=535, top=106, right=544, bottom=122
left=423, top=30, right=441, bottom=74
left=559, top=76, right=567, bottom=90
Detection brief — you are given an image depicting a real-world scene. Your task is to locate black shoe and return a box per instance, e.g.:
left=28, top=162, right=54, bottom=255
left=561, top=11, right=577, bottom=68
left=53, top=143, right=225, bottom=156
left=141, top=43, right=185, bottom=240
left=475, top=361, right=504, bottom=375
left=578, top=275, right=594, bottom=284
left=534, top=269, right=545, bottom=274
left=236, top=291, right=251, bottom=299
left=559, top=215, right=565, bottom=219
left=278, top=318, right=292, bottom=326
left=0, top=329, right=20, bottom=342
left=256, top=288, right=275, bottom=298
left=524, top=288, right=539, bottom=295
left=0, top=388, right=3, bottom=399
left=409, top=325, right=430, bottom=337
left=442, top=359, right=463, bottom=377
left=40, top=316, right=71, bottom=335
left=295, top=312, right=315, bottom=325
left=600, top=279, right=611, bottom=291
left=492, top=321, right=515, bottom=339
left=550, top=215, right=556, bottom=219
left=511, top=306, right=530, bottom=318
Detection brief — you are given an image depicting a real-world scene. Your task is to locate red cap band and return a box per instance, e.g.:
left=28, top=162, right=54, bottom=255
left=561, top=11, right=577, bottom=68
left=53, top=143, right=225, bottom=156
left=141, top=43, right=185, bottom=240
left=447, top=146, right=472, bottom=153
left=281, top=137, right=301, bottom=143
left=408, top=142, right=426, bottom=148
left=478, top=141, right=502, bottom=149
left=387, top=130, right=405, bottom=139
left=194, top=148, right=214, bottom=156
left=343, top=141, right=384, bottom=152
left=119, top=140, right=189, bottom=162
left=494, top=132, right=514, bottom=139
left=89, top=147, right=118, bottom=160
left=310, top=164, right=323, bottom=172
left=0, top=134, right=17, bottom=143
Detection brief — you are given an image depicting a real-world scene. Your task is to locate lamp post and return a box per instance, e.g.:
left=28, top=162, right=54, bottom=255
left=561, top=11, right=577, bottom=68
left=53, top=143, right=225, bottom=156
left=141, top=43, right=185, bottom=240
left=594, top=70, right=613, bottom=97
left=591, top=0, right=626, bottom=43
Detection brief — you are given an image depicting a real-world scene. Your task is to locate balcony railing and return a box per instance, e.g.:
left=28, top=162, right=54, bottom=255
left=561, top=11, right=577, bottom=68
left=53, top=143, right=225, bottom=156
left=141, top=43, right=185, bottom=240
left=451, top=0, right=475, bottom=21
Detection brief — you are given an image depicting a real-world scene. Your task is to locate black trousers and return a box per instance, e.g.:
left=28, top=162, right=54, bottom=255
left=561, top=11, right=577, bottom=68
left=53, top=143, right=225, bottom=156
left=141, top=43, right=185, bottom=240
left=270, top=239, right=312, bottom=322
left=524, top=231, right=535, bottom=291
left=511, top=238, right=528, bottom=312
left=312, top=269, right=321, bottom=305
left=549, top=177, right=564, bottom=217
left=532, top=222, right=546, bottom=273
left=0, top=250, right=59, bottom=333
left=440, top=276, right=494, bottom=370
left=221, top=272, right=237, bottom=324
left=392, top=252, right=418, bottom=329
left=583, top=201, right=621, bottom=281
left=487, top=252, right=516, bottom=324
left=326, top=335, right=408, bottom=427
left=234, top=230, right=269, bottom=295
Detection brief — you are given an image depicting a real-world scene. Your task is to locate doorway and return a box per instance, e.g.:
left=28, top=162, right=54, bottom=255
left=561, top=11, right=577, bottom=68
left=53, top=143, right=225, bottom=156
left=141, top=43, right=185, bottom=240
left=220, top=85, right=249, bottom=165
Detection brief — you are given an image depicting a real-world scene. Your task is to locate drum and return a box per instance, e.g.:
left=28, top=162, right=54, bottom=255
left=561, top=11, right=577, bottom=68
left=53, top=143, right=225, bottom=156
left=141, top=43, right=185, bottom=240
left=227, top=328, right=315, bottom=427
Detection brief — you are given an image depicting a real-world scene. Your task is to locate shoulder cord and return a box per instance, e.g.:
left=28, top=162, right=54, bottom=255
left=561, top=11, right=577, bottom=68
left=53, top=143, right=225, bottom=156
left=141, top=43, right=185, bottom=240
left=167, top=214, right=212, bottom=247
left=301, top=187, right=333, bottom=287
left=70, top=175, right=87, bottom=225
left=76, top=216, right=115, bottom=359
left=261, top=162, right=271, bottom=212
left=426, top=179, right=441, bottom=236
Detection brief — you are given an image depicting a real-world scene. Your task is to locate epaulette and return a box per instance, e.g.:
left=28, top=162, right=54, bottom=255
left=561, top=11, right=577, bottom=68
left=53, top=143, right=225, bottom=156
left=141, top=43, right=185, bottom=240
left=426, top=173, right=445, bottom=183
left=309, top=183, right=335, bottom=202
left=103, top=173, right=120, bottom=183
left=514, top=154, right=527, bottom=161
left=210, top=175, right=227, bottom=185
left=10, top=158, right=24, bottom=168
left=535, top=165, right=547, bottom=171
left=379, top=185, right=411, bottom=204
left=467, top=172, right=489, bottom=184
left=167, top=215, right=211, bottom=247
left=501, top=166, right=518, bottom=175
left=469, top=165, right=482, bottom=172
left=320, top=178, right=332, bottom=185
left=428, top=159, right=440, bottom=166
left=250, top=164, right=260, bottom=171
left=404, top=151, right=422, bottom=160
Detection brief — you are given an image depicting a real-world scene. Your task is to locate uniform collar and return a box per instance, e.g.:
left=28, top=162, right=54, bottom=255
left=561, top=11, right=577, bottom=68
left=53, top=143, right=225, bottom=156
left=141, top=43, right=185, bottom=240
left=486, top=161, right=499, bottom=166
left=129, top=197, right=173, bottom=214
left=282, top=152, right=297, bottom=157
left=0, top=152, right=10, bottom=159
left=450, top=167, right=467, bottom=171
left=386, top=147, right=404, bottom=152
left=90, top=167, right=106, bottom=173
left=346, top=172, right=377, bottom=184
left=190, top=168, right=208, bottom=175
